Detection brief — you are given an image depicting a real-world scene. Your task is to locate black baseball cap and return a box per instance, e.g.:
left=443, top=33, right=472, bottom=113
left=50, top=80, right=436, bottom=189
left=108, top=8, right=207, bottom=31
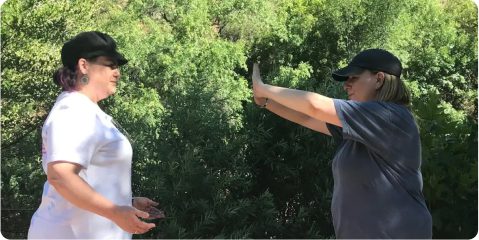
left=61, top=31, right=128, bottom=70
left=332, top=49, right=402, bottom=81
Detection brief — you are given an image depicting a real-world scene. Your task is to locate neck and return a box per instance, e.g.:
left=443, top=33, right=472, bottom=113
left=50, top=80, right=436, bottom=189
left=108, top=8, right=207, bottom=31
left=77, top=85, right=102, bottom=103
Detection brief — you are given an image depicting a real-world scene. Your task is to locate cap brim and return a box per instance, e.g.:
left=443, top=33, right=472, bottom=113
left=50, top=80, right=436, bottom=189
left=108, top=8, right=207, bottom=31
left=83, top=50, right=128, bottom=66
left=331, top=65, right=364, bottom=81
left=112, top=51, right=128, bottom=66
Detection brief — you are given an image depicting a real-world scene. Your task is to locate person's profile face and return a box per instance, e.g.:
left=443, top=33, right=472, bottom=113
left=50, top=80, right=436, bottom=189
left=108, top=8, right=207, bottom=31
left=342, top=70, right=377, bottom=102
left=87, top=56, right=121, bottom=96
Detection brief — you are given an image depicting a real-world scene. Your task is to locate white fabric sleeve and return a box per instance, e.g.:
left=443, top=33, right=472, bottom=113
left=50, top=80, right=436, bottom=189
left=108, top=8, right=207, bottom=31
left=43, top=106, right=99, bottom=169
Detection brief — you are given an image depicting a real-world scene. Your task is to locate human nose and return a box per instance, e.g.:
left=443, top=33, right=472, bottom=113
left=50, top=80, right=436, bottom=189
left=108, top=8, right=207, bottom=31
left=113, top=68, right=121, bottom=78
left=343, top=79, right=351, bottom=91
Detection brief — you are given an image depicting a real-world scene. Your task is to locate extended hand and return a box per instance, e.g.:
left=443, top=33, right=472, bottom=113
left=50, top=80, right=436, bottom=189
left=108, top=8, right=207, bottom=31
left=133, top=197, right=165, bottom=219
left=110, top=205, right=156, bottom=235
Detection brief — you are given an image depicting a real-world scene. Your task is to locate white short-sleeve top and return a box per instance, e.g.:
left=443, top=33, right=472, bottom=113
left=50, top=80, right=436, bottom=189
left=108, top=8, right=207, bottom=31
left=28, top=91, right=133, bottom=239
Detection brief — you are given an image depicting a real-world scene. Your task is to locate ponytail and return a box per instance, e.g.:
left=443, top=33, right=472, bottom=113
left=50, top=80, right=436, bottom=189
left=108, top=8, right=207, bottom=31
left=53, top=67, right=77, bottom=91
left=375, top=73, right=411, bottom=106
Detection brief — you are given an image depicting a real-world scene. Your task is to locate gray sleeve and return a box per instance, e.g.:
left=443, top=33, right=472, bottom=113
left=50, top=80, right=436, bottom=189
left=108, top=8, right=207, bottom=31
left=326, top=122, right=343, bottom=143
left=332, top=99, right=412, bottom=154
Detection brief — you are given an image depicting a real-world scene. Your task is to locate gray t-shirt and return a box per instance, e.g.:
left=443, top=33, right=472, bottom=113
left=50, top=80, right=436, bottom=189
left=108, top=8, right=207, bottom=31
left=326, top=99, right=432, bottom=239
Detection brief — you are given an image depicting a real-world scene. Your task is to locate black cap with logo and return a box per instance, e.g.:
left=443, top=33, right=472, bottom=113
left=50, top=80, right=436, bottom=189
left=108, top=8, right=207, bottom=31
left=332, top=49, right=402, bottom=81
left=61, top=31, right=128, bottom=70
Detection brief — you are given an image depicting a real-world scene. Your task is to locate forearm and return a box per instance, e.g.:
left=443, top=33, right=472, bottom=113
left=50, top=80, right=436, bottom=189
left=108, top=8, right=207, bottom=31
left=265, top=99, right=331, bottom=135
left=47, top=162, right=155, bottom=234
left=262, top=84, right=340, bottom=125
left=48, top=169, right=117, bottom=219
left=265, top=99, right=311, bottom=125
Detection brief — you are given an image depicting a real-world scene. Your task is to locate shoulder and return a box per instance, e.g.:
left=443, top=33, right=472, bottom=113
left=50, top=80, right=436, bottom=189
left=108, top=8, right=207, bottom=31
left=334, top=99, right=416, bottom=126
left=332, top=99, right=391, bottom=118
left=333, top=99, right=401, bottom=110
left=334, top=99, right=411, bottom=115
left=54, top=91, right=96, bottom=111
left=45, top=92, right=99, bottom=127
left=375, top=101, right=418, bottom=132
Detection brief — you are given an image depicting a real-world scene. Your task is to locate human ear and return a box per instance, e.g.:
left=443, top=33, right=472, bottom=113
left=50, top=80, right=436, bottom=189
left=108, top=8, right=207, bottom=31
left=375, top=72, right=385, bottom=89
left=77, top=58, right=89, bottom=75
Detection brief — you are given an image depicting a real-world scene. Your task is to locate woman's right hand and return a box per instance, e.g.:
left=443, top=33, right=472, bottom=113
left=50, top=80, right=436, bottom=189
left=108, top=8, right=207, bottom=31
left=46, top=162, right=155, bottom=235
left=110, top=205, right=156, bottom=235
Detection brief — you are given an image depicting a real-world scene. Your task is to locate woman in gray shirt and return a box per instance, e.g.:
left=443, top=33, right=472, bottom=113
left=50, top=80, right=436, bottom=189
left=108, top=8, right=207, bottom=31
left=251, top=49, right=432, bottom=238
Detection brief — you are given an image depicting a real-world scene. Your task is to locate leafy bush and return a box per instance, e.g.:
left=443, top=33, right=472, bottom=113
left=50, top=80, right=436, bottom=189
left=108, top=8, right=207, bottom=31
left=1, top=0, right=476, bottom=238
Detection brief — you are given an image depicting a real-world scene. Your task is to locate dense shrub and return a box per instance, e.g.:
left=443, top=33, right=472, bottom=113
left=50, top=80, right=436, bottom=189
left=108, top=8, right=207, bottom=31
left=1, top=0, right=476, bottom=238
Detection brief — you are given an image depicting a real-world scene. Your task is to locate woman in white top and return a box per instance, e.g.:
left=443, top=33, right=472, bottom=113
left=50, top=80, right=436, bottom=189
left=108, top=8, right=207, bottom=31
left=28, top=31, right=163, bottom=239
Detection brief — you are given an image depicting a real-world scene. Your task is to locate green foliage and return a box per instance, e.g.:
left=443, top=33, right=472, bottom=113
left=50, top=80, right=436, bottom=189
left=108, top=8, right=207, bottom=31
left=411, top=85, right=477, bottom=238
left=1, top=0, right=476, bottom=239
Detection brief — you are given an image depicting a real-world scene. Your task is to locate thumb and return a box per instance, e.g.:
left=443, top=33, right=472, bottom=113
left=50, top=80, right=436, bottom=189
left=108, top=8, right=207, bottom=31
left=144, top=197, right=159, bottom=206
left=253, top=63, right=259, bottom=72
left=252, top=63, right=260, bottom=77
left=135, top=209, right=150, bottom=219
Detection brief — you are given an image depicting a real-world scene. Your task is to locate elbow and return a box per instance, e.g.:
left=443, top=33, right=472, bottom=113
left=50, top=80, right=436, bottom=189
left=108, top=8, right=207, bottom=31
left=308, top=98, right=325, bottom=117
left=46, top=163, right=72, bottom=190
left=306, top=95, right=335, bottom=122
left=47, top=171, right=64, bottom=190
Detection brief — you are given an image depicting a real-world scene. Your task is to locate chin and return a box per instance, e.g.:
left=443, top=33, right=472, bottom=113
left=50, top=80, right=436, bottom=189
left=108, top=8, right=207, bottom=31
left=101, top=90, right=116, bottom=100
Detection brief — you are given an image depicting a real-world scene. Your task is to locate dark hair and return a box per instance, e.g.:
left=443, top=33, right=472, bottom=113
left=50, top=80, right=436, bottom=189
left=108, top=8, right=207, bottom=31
left=53, top=55, right=104, bottom=91
left=53, top=66, right=78, bottom=91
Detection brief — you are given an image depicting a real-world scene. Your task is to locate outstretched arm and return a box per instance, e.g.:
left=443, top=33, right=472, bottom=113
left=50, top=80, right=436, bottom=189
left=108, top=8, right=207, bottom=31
left=252, top=63, right=342, bottom=127
left=255, top=96, right=331, bottom=135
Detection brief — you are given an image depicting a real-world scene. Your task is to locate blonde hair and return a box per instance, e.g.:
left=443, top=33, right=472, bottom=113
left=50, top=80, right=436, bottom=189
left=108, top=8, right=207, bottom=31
left=375, top=72, right=411, bottom=106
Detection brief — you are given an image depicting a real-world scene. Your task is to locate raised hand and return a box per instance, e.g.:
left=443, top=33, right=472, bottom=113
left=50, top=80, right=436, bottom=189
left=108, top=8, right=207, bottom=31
left=252, top=63, right=266, bottom=99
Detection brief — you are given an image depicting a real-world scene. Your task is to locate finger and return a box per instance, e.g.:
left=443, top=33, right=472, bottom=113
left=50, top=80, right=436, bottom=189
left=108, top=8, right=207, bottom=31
left=148, top=207, right=165, bottom=219
left=134, top=209, right=150, bottom=219
left=132, top=215, right=156, bottom=231
left=135, top=225, right=153, bottom=235
left=137, top=225, right=154, bottom=235
left=137, top=221, right=156, bottom=232
left=148, top=199, right=159, bottom=206
left=133, top=216, right=155, bottom=232
left=156, top=210, right=166, bottom=219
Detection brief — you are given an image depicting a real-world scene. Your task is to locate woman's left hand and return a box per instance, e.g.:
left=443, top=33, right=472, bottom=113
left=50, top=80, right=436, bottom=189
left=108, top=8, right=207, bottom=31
left=252, top=63, right=266, bottom=99
left=132, top=197, right=165, bottom=219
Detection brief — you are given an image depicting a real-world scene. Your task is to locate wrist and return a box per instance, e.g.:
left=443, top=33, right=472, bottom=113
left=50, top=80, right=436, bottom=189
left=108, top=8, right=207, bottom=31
left=259, top=98, right=269, bottom=108
left=104, top=204, right=120, bottom=220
